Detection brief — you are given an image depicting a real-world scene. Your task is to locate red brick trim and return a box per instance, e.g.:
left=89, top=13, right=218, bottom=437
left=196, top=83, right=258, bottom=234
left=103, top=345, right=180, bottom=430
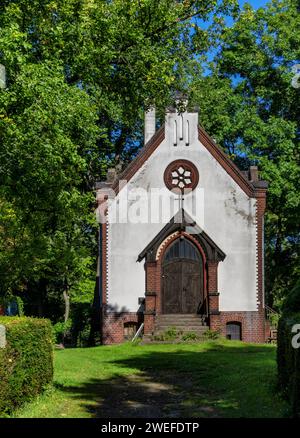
left=144, top=259, right=158, bottom=334
left=101, top=220, right=108, bottom=306
left=143, top=231, right=208, bottom=336
left=112, top=126, right=165, bottom=195
left=210, top=311, right=266, bottom=343
left=198, top=126, right=256, bottom=197
left=105, top=123, right=265, bottom=200
left=158, top=232, right=207, bottom=312
left=98, top=123, right=268, bottom=343
left=103, top=312, right=143, bottom=344
left=164, top=159, right=199, bottom=193
left=207, top=260, right=219, bottom=316
left=256, top=190, right=267, bottom=314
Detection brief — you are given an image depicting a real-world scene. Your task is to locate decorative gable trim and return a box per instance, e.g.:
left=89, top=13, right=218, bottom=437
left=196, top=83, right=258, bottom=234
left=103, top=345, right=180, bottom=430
left=198, top=126, right=255, bottom=198
left=137, top=209, right=226, bottom=263
left=105, top=124, right=267, bottom=200
left=112, top=125, right=165, bottom=194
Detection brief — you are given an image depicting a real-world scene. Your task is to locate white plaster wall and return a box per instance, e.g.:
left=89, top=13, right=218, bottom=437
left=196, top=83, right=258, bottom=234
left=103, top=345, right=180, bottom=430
left=106, top=111, right=257, bottom=312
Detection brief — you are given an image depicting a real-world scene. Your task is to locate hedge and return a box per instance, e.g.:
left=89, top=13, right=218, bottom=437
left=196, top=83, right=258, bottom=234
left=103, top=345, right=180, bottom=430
left=0, top=317, right=53, bottom=416
left=277, top=281, right=300, bottom=417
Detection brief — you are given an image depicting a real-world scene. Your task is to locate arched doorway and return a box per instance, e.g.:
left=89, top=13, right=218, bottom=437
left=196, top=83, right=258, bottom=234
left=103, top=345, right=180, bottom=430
left=162, top=237, right=204, bottom=314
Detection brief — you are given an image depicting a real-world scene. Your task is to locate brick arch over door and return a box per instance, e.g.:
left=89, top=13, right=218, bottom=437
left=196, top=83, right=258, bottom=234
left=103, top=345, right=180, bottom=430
left=137, top=210, right=226, bottom=334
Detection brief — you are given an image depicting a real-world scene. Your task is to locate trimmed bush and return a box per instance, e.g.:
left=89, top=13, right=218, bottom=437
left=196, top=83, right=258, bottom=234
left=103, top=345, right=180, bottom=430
left=283, top=280, right=300, bottom=313
left=0, top=316, right=53, bottom=416
left=277, top=279, right=300, bottom=417
left=277, top=313, right=300, bottom=417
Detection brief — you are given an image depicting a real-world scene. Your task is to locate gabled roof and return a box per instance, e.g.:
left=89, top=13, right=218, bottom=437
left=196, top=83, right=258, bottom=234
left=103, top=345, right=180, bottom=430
left=198, top=126, right=267, bottom=197
left=111, top=125, right=165, bottom=194
left=138, top=208, right=226, bottom=263
left=96, top=123, right=267, bottom=198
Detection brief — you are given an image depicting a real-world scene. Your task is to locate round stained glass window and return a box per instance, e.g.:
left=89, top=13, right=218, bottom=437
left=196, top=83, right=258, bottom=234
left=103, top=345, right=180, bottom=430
left=164, top=159, right=199, bottom=193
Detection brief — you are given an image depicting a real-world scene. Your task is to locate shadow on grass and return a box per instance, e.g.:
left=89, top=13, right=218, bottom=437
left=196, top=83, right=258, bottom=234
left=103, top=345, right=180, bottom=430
left=55, top=342, right=287, bottom=418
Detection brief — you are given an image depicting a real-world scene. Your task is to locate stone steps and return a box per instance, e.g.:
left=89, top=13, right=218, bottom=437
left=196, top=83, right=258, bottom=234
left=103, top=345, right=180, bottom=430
left=156, top=314, right=203, bottom=318
left=152, top=314, right=208, bottom=339
left=155, top=326, right=207, bottom=332
left=155, top=320, right=207, bottom=325
left=156, top=314, right=206, bottom=323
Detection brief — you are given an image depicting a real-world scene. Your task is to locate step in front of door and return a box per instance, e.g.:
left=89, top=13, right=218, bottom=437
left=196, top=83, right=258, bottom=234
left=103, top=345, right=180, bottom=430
left=155, top=315, right=207, bottom=325
left=154, top=314, right=208, bottom=335
left=155, top=324, right=208, bottom=332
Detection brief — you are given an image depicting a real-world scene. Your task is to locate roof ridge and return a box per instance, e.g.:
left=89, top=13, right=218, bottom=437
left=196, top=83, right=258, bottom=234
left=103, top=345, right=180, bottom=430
left=112, top=125, right=165, bottom=193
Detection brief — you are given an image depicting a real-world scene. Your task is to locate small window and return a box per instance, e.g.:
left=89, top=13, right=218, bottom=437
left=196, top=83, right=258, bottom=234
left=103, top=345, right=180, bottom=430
left=124, top=322, right=138, bottom=340
left=226, top=322, right=242, bottom=340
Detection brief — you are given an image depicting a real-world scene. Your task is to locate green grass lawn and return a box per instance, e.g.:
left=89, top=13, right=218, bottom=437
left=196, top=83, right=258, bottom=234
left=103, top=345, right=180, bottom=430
left=13, top=340, right=289, bottom=418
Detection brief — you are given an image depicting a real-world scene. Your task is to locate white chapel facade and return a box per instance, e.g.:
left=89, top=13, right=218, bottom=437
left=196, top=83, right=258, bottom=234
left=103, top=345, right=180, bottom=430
left=96, top=103, right=268, bottom=343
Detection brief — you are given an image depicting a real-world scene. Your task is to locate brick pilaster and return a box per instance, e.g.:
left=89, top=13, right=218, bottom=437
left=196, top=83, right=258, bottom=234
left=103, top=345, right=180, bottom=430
left=207, top=260, right=221, bottom=331
left=144, top=262, right=158, bottom=334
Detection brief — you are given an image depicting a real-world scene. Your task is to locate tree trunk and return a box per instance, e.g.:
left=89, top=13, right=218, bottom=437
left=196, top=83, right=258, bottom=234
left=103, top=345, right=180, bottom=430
left=62, top=285, right=70, bottom=346
left=63, top=288, right=70, bottom=324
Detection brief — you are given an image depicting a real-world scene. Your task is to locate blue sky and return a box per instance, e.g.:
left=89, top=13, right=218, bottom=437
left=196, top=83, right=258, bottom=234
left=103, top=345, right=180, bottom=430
left=240, top=0, right=269, bottom=8
left=198, top=0, right=270, bottom=30
left=222, top=0, right=270, bottom=27
left=197, top=0, right=272, bottom=74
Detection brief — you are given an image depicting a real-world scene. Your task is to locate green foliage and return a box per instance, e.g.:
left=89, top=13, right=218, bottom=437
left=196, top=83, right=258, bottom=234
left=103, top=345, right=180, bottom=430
left=153, top=326, right=182, bottom=342
left=203, top=329, right=220, bottom=340
left=0, top=316, right=53, bottom=415
left=269, top=312, right=280, bottom=328
left=52, top=303, right=92, bottom=347
left=277, top=312, right=300, bottom=417
left=52, top=320, right=72, bottom=345
left=277, top=278, right=300, bottom=417
left=181, top=331, right=200, bottom=342
left=153, top=328, right=204, bottom=343
left=283, top=280, right=300, bottom=314
left=15, top=297, right=24, bottom=316
left=163, top=327, right=180, bottom=340
left=0, top=0, right=239, bottom=328
left=0, top=0, right=298, bottom=328
left=191, top=0, right=300, bottom=310
left=0, top=294, right=24, bottom=316
left=70, top=303, right=93, bottom=347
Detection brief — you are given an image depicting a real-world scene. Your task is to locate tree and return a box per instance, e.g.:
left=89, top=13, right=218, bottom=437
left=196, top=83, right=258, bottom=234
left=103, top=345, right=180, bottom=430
left=191, top=0, right=300, bottom=308
left=0, top=61, right=101, bottom=320
left=0, top=1, right=239, bottom=328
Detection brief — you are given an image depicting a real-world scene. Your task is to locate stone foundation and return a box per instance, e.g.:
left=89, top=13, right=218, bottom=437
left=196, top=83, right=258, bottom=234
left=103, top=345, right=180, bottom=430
left=103, top=312, right=143, bottom=344
left=210, top=310, right=266, bottom=343
left=103, top=309, right=266, bottom=344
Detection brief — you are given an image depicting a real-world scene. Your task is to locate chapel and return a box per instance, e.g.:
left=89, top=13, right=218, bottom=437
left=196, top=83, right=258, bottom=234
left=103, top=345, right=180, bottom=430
left=96, top=100, right=268, bottom=344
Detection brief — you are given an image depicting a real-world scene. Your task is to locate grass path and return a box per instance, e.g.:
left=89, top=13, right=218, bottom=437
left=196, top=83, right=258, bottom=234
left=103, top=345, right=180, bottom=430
left=14, top=340, right=289, bottom=418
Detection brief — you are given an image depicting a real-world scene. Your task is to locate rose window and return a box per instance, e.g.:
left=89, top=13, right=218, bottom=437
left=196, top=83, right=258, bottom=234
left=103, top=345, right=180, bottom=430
left=164, top=160, right=199, bottom=193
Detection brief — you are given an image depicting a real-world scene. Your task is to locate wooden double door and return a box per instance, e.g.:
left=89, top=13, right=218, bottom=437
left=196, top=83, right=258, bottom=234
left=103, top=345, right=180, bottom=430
left=162, top=238, right=203, bottom=314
